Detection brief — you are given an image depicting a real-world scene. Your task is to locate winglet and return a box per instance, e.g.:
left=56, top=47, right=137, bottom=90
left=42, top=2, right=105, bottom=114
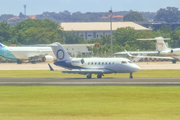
left=48, top=63, right=54, bottom=71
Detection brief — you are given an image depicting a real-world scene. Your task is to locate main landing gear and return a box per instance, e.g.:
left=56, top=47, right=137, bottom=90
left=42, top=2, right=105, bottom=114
left=87, top=74, right=92, bottom=79
left=17, top=60, right=22, bottom=64
left=129, top=73, right=133, bottom=79
left=97, top=74, right=103, bottom=78
left=31, top=61, right=36, bottom=64
left=172, top=60, right=176, bottom=64
left=86, top=74, right=104, bottom=79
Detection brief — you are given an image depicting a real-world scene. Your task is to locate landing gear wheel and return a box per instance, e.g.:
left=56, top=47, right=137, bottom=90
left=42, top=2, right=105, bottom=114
left=17, top=60, right=22, bottom=64
left=129, top=73, right=133, bottom=79
left=97, top=74, right=102, bottom=78
left=87, top=74, right=92, bottom=79
left=31, top=61, right=36, bottom=64
left=172, top=60, right=176, bottom=64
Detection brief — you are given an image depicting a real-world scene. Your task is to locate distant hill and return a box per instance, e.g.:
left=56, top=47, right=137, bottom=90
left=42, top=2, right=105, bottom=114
left=0, top=10, right=156, bottom=26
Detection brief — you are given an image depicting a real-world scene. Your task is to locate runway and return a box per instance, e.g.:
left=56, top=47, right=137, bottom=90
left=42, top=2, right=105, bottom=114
left=0, top=62, right=180, bottom=70
left=0, top=77, right=180, bottom=86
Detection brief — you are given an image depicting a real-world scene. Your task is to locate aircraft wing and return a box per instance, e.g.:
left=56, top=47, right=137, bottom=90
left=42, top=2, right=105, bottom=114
left=115, top=51, right=158, bottom=55
left=48, top=64, right=113, bottom=74
left=62, top=69, right=107, bottom=75
left=131, top=56, right=173, bottom=59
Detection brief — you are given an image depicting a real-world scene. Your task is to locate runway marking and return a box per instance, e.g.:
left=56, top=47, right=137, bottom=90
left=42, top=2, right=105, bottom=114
left=1, top=82, right=180, bottom=85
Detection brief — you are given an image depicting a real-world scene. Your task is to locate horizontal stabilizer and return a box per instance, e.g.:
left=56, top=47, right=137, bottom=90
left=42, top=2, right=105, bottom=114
left=137, top=37, right=170, bottom=41
left=48, top=63, right=54, bottom=71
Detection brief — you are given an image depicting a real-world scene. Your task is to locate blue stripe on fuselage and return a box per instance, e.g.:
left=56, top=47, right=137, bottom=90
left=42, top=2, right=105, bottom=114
left=54, top=60, right=83, bottom=69
left=54, top=60, right=117, bottom=73
left=0, top=48, right=17, bottom=60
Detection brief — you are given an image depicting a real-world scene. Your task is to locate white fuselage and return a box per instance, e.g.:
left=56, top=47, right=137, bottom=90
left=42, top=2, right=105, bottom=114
left=0, top=47, right=55, bottom=61
left=54, top=57, right=141, bottom=74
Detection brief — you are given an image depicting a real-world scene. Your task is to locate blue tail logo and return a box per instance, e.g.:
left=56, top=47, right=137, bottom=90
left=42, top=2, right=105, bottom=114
left=56, top=49, right=65, bottom=60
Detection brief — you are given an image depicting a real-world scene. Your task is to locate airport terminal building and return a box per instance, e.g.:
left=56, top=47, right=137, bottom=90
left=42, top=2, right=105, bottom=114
left=61, top=22, right=150, bottom=40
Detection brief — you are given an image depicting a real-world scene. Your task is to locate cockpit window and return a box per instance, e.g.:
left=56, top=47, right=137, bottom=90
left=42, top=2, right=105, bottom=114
left=128, top=61, right=133, bottom=63
left=121, top=61, right=127, bottom=64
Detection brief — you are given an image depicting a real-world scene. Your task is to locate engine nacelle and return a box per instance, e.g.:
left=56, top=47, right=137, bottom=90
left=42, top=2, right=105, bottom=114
left=71, top=58, right=85, bottom=66
left=42, top=55, right=54, bottom=62
left=170, top=49, right=180, bottom=55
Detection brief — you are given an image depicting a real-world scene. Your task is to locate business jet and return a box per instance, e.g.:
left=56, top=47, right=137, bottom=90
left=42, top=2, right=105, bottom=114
left=123, top=50, right=173, bottom=62
left=115, top=37, right=180, bottom=64
left=48, top=42, right=141, bottom=79
left=0, top=43, right=55, bottom=64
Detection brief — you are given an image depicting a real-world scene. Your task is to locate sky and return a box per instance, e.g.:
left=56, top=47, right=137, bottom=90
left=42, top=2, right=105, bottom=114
left=1, top=0, right=180, bottom=16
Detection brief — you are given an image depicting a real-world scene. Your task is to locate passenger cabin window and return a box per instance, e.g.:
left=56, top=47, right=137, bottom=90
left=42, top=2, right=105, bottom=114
left=102, top=62, right=104, bottom=65
left=95, top=62, right=97, bottom=65
left=122, top=61, right=127, bottom=64
left=88, top=62, right=90, bottom=65
left=112, top=62, right=114, bottom=64
left=91, top=62, right=93, bottom=65
left=105, top=62, right=107, bottom=65
left=109, top=62, right=111, bottom=65
left=98, top=62, right=100, bottom=65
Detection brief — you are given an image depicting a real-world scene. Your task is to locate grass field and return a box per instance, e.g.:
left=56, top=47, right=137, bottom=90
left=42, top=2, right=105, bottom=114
left=0, top=70, right=179, bottom=78
left=0, top=87, right=180, bottom=120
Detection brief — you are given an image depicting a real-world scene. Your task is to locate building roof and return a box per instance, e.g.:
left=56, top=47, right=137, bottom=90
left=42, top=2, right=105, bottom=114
left=61, top=22, right=149, bottom=31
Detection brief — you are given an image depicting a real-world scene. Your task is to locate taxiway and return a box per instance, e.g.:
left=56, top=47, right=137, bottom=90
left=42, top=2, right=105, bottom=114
left=0, top=77, right=179, bottom=86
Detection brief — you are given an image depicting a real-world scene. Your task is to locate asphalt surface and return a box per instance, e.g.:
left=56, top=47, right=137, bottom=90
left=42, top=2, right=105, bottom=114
left=0, top=77, right=180, bottom=86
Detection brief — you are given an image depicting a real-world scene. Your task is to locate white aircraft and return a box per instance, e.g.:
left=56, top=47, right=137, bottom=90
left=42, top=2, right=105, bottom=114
left=0, top=43, right=55, bottom=64
left=123, top=50, right=173, bottom=62
left=48, top=42, right=141, bottom=79
left=115, top=37, right=180, bottom=63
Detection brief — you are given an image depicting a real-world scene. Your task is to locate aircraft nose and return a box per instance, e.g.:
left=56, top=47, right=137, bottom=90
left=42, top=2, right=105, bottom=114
left=135, top=65, right=141, bottom=71
left=131, top=64, right=141, bottom=72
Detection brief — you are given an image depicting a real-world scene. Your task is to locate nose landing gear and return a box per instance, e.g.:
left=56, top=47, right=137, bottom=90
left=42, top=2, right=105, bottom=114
left=87, top=74, right=92, bottom=79
left=129, top=73, right=133, bottom=79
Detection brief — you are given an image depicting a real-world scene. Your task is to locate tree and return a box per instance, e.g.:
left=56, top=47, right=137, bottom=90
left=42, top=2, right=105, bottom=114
left=0, top=21, right=11, bottom=43
left=123, top=12, right=146, bottom=22
left=170, top=28, right=180, bottom=48
left=154, top=7, right=180, bottom=23
left=11, top=19, right=65, bottom=44
left=64, top=31, right=86, bottom=44
left=113, top=27, right=139, bottom=49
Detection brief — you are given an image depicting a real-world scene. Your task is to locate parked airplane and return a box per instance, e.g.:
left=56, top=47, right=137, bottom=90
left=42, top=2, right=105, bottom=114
left=0, top=43, right=55, bottom=64
left=138, top=37, right=180, bottom=63
left=115, top=37, right=180, bottom=63
left=48, top=42, right=141, bottom=79
left=123, top=50, right=173, bottom=62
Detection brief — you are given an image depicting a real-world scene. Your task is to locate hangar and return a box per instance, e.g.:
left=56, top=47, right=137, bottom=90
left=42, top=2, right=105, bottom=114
left=61, top=22, right=150, bottom=40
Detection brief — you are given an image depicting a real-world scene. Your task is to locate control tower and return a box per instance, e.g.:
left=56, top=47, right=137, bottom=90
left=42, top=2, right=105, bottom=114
left=24, top=5, right=26, bottom=16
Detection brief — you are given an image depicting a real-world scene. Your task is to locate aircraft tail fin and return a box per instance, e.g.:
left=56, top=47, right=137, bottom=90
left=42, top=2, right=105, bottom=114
left=137, top=37, right=170, bottom=51
left=155, top=37, right=170, bottom=51
left=49, top=42, right=71, bottom=61
left=0, top=43, right=7, bottom=48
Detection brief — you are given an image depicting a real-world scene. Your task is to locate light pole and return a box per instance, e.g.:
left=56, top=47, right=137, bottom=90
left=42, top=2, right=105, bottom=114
left=109, top=9, right=113, bottom=57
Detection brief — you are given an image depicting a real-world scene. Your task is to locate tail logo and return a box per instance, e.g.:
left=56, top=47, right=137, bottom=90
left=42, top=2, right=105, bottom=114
left=56, top=49, right=64, bottom=60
